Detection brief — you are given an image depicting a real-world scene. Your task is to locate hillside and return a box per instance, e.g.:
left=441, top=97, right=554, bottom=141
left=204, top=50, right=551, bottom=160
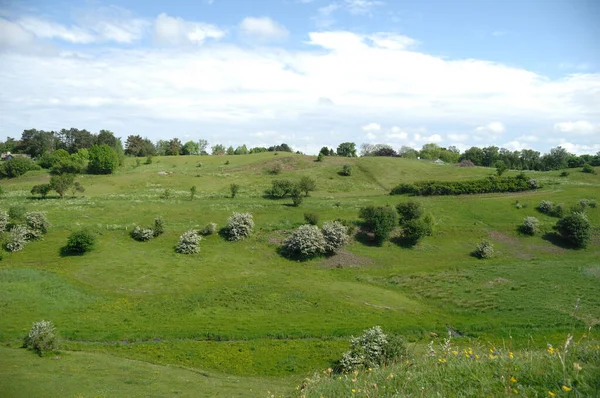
left=1, top=153, right=599, bottom=397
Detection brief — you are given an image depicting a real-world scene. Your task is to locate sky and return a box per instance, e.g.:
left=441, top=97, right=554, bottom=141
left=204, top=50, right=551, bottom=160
left=0, top=0, right=599, bottom=155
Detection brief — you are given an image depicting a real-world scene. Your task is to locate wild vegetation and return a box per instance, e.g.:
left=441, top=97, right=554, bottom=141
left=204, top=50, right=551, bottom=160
left=0, top=146, right=598, bottom=397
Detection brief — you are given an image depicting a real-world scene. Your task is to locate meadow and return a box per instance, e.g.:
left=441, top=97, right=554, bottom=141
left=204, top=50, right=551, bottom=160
left=0, top=152, right=599, bottom=397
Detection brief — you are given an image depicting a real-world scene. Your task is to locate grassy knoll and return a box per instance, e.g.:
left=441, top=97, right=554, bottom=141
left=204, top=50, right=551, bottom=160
left=0, top=153, right=599, bottom=396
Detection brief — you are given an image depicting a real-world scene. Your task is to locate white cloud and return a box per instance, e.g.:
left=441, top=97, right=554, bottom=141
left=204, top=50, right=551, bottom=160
left=368, top=32, right=418, bottom=50
left=553, top=120, right=597, bottom=135
left=344, top=0, right=384, bottom=15
left=556, top=142, right=600, bottom=155
left=365, top=132, right=377, bottom=140
left=447, top=133, right=469, bottom=142
left=154, top=13, right=225, bottom=45
left=16, top=17, right=96, bottom=43
left=475, top=121, right=505, bottom=134
left=239, top=17, right=289, bottom=42
left=362, top=122, right=381, bottom=132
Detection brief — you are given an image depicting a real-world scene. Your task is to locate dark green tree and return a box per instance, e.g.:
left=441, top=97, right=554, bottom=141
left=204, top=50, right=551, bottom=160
left=88, top=144, right=119, bottom=174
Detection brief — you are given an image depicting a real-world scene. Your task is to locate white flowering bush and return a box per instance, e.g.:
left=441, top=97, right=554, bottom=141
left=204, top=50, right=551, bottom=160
left=25, top=211, right=51, bottom=240
left=282, top=224, right=326, bottom=259
left=225, top=212, right=254, bottom=241
left=201, top=222, right=217, bottom=236
left=340, top=326, right=388, bottom=371
left=520, top=216, right=540, bottom=236
left=0, top=210, right=8, bottom=233
left=6, top=225, right=30, bottom=252
left=176, top=230, right=202, bottom=254
left=473, top=239, right=494, bottom=259
left=23, top=320, right=59, bottom=356
left=321, top=221, right=349, bottom=253
left=131, top=226, right=155, bottom=242
left=537, top=200, right=554, bottom=214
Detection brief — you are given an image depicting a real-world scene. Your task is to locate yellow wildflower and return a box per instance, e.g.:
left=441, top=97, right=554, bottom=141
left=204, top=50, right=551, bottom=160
left=351, top=389, right=356, bottom=393
left=438, top=358, right=446, bottom=363
left=562, top=385, right=572, bottom=392
left=510, top=376, right=517, bottom=383
left=451, top=350, right=458, bottom=355
left=513, top=389, right=519, bottom=395
left=548, top=392, right=557, bottom=397
left=509, top=352, right=514, bottom=359
left=489, top=354, right=497, bottom=359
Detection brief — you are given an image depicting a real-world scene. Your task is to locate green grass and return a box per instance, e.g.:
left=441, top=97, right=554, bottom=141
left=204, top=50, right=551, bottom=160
left=0, top=154, right=599, bottom=395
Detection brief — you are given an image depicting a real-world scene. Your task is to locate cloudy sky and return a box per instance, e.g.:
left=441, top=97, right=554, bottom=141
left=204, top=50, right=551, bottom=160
left=0, top=0, right=599, bottom=155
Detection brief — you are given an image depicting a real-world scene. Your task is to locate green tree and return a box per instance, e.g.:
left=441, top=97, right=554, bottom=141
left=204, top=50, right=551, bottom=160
left=230, top=183, right=240, bottom=198
left=555, top=212, right=591, bottom=248
left=234, top=145, right=248, bottom=155
left=50, top=174, right=75, bottom=198
left=495, top=160, right=507, bottom=176
left=31, top=184, right=52, bottom=198
left=88, top=144, right=119, bottom=174
left=298, top=176, right=316, bottom=196
left=0, top=157, right=40, bottom=178
left=359, top=205, right=398, bottom=245
left=226, top=146, right=235, bottom=155
left=182, top=141, right=200, bottom=155
left=337, top=142, right=357, bottom=157
left=212, top=144, right=226, bottom=155
left=165, top=138, right=183, bottom=156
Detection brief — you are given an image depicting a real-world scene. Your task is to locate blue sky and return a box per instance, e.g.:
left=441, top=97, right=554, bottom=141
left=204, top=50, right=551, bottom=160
left=0, top=0, right=598, bottom=154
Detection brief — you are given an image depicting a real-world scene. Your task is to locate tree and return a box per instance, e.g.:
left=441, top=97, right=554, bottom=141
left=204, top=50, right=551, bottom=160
left=50, top=174, right=75, bottom=198
left=165, top=138, right=182, bottom=156
left=226, top=146, right=235, bottom=155
left=359, top=205, right=398, bottom=245
left=396, top=201, right=423, bottom=224
left=555, top=212, right=591, bottom=248
left=70, top=181, right=85, bottom=197
left=18, top=129, right=59, bottom=157
left=0, top=157, right=40, bottom=179
left=419, top=143, right=441, bottom=160
left=337, top=142, right=357, bottom=157
left=398, top=146, right=419, bottom=159
left=298, top=176, right=316, bottom=197
left=88, top=144, right=119, bottom=174
left=212, top=144, right=226, bottom=155
left=482, top=146, right=500, bottom=167
left=460, top=147, right=485, bottom=166
left=198, top=139, right=209, bottom=155
left=155, top=140, right=169, bottom=155
left=125, top=135, right=156, bottom=157
left=182, top=140, right=200, bottom=155
left=65, top=229, right=96, bottom=254
left=234, top=145, right=248, bottom=155
left=31, top=184, right=52, bottom=198
left=320, top=147, right=331, bottom=156
left=495, top=160, right=507, bottom=176
left=542, top=146, right=570, bottom=170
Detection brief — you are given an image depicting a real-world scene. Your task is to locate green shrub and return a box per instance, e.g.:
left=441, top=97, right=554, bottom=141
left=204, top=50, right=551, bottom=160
left=555, top=212, right=591, bottom=248
left=322, top=221, right=349, bottom=253
left=390, top=175, right=539, bottom=196
left=560, top=171, right=569, bottom=177
left=65, top=229, right=96, bottom=254
left=153, top=217, right=165, bottom=237
left=23, top=320, right=58, bottom=356
left=131, top=226, right=154, bottom=242
left=304, top=213, right=319, bottom=226
left=579, top=198, right=597, bottom=210
left=339, top=326, right=391, bottom=371
left=316, top=153, right=324, bottom=162
left=582, top=164, right=595, bottom=174
left=25, top=211, right=51, bottom=239
left=8, top=205, right=26, bottom=221
left=359, top=206, right=398, bottom=245
left=0, top=157, right=40, bottom=178
left=49, top=174, right=75, bottom=198
left=201, top=222, right=217, bottom=236
left=298, top=176, right=316, bottom=197
left=88, top=144, right=119, bottom=174
left=225, top=212, right=254, bottom=241
left=144, top=156, right=153, bottom=165
left=340, top=164, right=352, bottom=176
left=230, top=183, right=240, bottom=198
left=519, top=216, right=540, bottom=236
left=160, top=189, right=171, bottom=200
left=402, top=217, right=432, bottom=243
left=190, top=186, right=197, bottom=200
left=6, top=225, right=30, bottom=252
left=175, top=230, right=202, bottom=254
left=537, top=200, right=564, bottom=217
left=473, top=240, right=494, bottom=259
left=291, top=186, right=304, bottom=207
left=282, top=224, right=326, bottom=259
left=267, top=162, right=283, bottom=175
left=266, top=180, right=294, bottom=198
left=396, top=200, right=423, bottom=224
left=30, top=184, right=51, bottom=198
left=0, top=210, right=8, bottom=233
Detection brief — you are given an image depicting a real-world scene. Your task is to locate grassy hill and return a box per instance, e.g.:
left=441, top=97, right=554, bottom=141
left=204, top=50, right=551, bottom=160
left=0, top=153, right=599, bottom=396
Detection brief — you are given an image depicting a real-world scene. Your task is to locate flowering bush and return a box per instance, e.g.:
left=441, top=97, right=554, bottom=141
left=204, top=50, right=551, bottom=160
left=340, top=326, right=389, bottom=371
left=322, top=221, right=349, bottom=253
left=519, top=216, right=540, bottom=236
left=0, top=210, right=8, bottom=233
left=131, top=226, right=155, bottom=242
left=473, top=240, right=494, bottom=259
left=537, top=200, right=554, bottom=215
left=283, top=224, right=326, bottom=258
left=25, top=211, right=51, bottom=239
left=23, top=320, right=59, bottom=356
left=176, top=230, right=202, bottom=254
left=225, top=212, right=254, bottom=241
left=6, top=225, right=30, bottom=252
left=201, top=222, right=217, bottom=236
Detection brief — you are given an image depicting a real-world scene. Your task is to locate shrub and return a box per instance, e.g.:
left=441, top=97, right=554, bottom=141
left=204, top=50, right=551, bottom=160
left=340, top=164, right=352, bottom=176
left=298, top=176, right=316, bottom=197
left=230, top=183, right=240, bottom=198
left=31, top=184, right=52, bottom=198
left=153, top=216, right=165, bottom=237
left=304, top=213, right=319, bottom=226
left=65, top=229, right=96, bottom=254
left=551, top=203, right=565, bottom=218
left=582, top=164, right=596, bottom=174
left=519, top=216, right=540, bottom=236
left=175, top=230, right=202, bottom=254
left=396, top=201, right=423, bottom=224
left=339, top=326, right=389, bottom=371
left=190, top=186, right=197, bottom=200
left=266, top=179, right=294, bottom=198
left=321, top=221, right=349, bottom=253
left=316, top=153, right=324, bottom=162
left=88, top=144, right=119, bottom=174
left=282, top=224, right=326, bottom=259
left=402, top=217, right=432, bottom=243
left=390, top=175, right=539, bottom=196
left=0, top=210, right=8, bottom=233
left=6, top=225, right=30, bottom=252
left=25, top=211, right=51, bottom=239
left=267, top=162, right=283, bottom=175
left=291, top=186, right=304, bottom=207
left=23, top=320, right=58, bottom=356
left=473, top=240, right=494, bottom=259
left=69, top=181, right=85, bottom=197
left=560, top=171, right=570, bottom=177
left=555, top=212, right=591, bottom=248
left=579, top=198, right=597, bottom=210
left=359, top=206, right=398, bottom=245
left=144, top=156, right=153, bottom=165
left=131, top=226, right=155, bottom=242
left=160, top=189, right=171, bottom=200
left=537, top=200, right=554, bottom=215
left=49, top=173, right=75, bottom=198
left=201, top=222, right=217, bottom=236
left=0, top=157, right=40, bottom=179
left=8, top=205, right=26, bottom=221
left=225, top=212, right=254, bottom=241
left=0, top=186, right=3, bottom=196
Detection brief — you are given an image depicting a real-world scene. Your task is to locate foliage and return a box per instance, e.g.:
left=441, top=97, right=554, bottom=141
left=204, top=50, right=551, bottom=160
left=282, top=224, right=326, bottom=259
left=391, top=175, right=539, bottom=196
left=336, top=142, right=357, bottom=157
left=23, top=320, right=59, bottom=356
left=340, top=164, right=352, bottom=176
left=153, top=217, right=165, bottom=237
left=519, top=216, right=541, bottom=236
left=175, top=230, right=202, bottom=254
left=266, top=179, right=294, bottom=198
left=131, top=226, right=155, bottom=242
left=537, top=200, right=554, bottom=214
left=339, top=326, right=391, bottom=371
left=473, top=239, right=494, bottom=259
left=560, top=171, right=569, bottom=177
left=321, top=221, right=349, bottom=253
left=554, top=212, right=591, bottom=248
left=160, top=189, right=172, bottom=200
left=190, top=186, right=197, bottom=200
left=49, top=173, right=75, bottom=198
left=578, top=198, right=597, bottom=209
left=8, top=205, right=27, bottom=221
left=6, top=225, right=30, bottom=252
left=144, top=156, right=153, bottom=165
left=395, top=200, right=423, bottom=224
left=359, top=206, right=398, bottom=245
left=304, top=213, right=320, bottom=226
left=291, top=186, right=304, bottom=207
left=582, top=164, right=595, bottom=174
left=88, top=144, right=119, bottom=174
left=0, top=210, right=8, bottom=233
left=0, top=157, right=40, bottom=179
left=316, top=153, right=324, bottom=162
left=402, top=217, right=433, bottom=243
left=267, top=162, right=283, bottom=175
left=225, top=212, right=254, bottom=241
left=201, top=222, right=218, bottom=236
left=495, top=160, right=507, bottom=176
left=70, top=181, right=85, bottom=197
left=65, top=229, right=96, bottom=254
left=298, top=176, right=316, bottom=197
left=25, top=212, right=51, bottom=239
left=230, top=183, right=240, bottom=199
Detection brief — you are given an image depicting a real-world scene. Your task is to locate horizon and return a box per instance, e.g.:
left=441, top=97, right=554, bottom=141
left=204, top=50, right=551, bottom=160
left=0, top=0, right=599, bottom=155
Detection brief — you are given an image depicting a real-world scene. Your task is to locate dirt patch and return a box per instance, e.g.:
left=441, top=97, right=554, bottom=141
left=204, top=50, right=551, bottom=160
left=527, top=245, right=566, bottom=254
left=322, top=250, right=373, bottom=268
left=266, top=230, right=290, bottom=245
left=487, top=230, right=520, bottom=245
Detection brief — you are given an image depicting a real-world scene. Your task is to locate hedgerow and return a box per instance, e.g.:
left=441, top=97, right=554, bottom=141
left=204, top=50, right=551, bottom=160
left=390, top=174, right=539, bottom=196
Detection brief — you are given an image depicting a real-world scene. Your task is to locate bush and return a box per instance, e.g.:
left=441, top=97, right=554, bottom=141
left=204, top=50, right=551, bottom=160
left=282, top=224, right=326, bottom=259
left=160, top=189, right=171, bottom=200
left=321, top=221, right=349, bottom=253
left=88, top=144, right=119, bottom=174
left=340, top=164, right=352, bottom=176
left=560, top=171, right=570, bottom=177
left=230, top=183, right=240, bottom=198
left=0, top=157, right=40, bottom=179
left=153, top=217, right=165, bottom=237
left=339, top=326, right=389, bottom=371
left=582, top=164, right=596, bottom=174
left=390, top=175, right=539, bottom=196
left=316, top=153, right=324, bottom=162
left=291, top=186, right=304, bottom=207
left=473, top=240, right=494, bottom=259
left=579, top=198, right=597, bottom=210
left=298, top=176, right=316, bottom=196
left=49, top=174, right=75, bottom=198
left=31, top=184, right=52, bottom=198
left=175, top=230, right=202, bottom=254
left=402, top=217, right=432, bottom=243
left=8, top=205, right=26, bottom=221
left=304, top=213, right=319, bottom=226
left=267, top=162, right=283, bottom=175
left=266, top=180, right=294, bottom=198
left=396, top=201, right=423, bottom=224
left=25, top=211, right=51, bottom=239
left=201, top=222, right=217, bottom=236
left=359, top=206, right=398, bottom=245
left=131, top=226, right=155, bottom=242
left=225, top=212, right=254, bottom=241
left=23, top=320, right=58, bottom=356
left=537, top=200, right=554, bottom=214
left=0, top=186, right=3, bottom=196
left=519, top=216, right=540, bottom=236
left=555, top=212, right=591, bottom=248
left=65, top=230, right=96, bottom=254
left=144, top=156, right=153, bottom=165
left=0, top=210, right=8, bottom=233
left=6, top=225, right=30, bottom=252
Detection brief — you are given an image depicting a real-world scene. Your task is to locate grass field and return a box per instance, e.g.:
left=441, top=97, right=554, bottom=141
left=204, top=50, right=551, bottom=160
left=1, top=153, right=599, bottom=396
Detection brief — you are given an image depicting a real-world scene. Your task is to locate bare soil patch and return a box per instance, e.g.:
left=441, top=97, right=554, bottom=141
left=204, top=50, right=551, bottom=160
left=322, top=250, right=373, bottom=268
